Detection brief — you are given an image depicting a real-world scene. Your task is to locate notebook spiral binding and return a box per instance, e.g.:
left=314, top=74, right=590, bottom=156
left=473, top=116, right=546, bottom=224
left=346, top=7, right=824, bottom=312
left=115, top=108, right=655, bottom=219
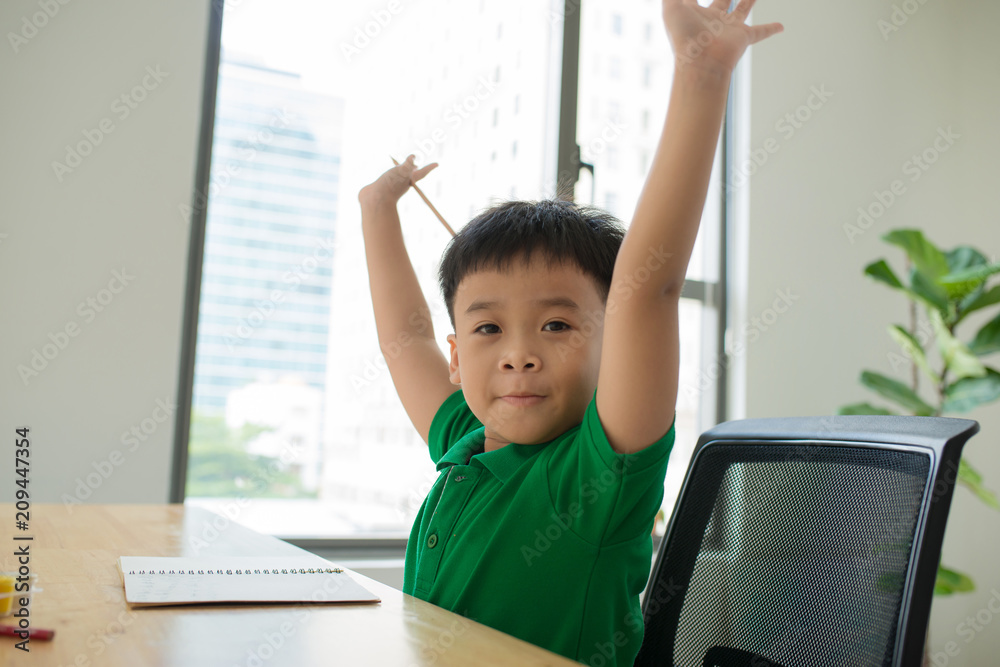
left=127, top=568, right=345, bottom=575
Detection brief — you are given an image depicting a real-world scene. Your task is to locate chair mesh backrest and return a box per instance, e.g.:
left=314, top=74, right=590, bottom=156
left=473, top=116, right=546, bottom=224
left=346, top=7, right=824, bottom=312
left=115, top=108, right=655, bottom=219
left=640, top=442, right=930, bottom=667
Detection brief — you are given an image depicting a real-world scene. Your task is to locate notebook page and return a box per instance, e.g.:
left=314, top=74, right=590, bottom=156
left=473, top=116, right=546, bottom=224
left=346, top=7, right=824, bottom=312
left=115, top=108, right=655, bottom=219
left=119, top=556, right=380, bottom=606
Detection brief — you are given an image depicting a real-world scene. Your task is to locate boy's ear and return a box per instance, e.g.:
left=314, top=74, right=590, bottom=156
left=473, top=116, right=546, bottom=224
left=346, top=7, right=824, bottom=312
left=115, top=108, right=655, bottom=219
left=447, top=333, right=461, bottom=385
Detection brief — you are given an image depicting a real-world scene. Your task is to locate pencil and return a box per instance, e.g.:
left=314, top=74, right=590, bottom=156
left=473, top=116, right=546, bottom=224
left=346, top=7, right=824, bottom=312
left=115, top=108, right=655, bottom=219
left=390, top=156, right=456, bottom=237
left=0, top=624, right=55, bottom=640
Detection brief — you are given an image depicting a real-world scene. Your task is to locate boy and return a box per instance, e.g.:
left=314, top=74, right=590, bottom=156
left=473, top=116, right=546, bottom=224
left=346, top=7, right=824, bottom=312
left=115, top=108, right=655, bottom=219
left=358, top=1, right=782, bottom=664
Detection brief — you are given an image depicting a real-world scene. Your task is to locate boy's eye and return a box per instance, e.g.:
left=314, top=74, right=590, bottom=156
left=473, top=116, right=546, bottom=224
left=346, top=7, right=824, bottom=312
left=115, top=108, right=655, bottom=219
left=474, top=323, right=500, bottom=335
left=543, top=321, right=571, bottom=332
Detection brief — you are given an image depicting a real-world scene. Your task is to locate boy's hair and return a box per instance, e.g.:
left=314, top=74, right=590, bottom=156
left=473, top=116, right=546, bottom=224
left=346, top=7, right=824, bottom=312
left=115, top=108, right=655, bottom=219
left=439, top=199, right=625, bottom=329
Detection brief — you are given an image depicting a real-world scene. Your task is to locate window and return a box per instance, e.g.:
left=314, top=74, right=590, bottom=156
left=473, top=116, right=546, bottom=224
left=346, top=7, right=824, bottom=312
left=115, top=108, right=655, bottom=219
left=179, top=0, right=728, bottom=540
left=577, top=0, right=725, bottom=524
left=608, top=56, right=622, bottom=80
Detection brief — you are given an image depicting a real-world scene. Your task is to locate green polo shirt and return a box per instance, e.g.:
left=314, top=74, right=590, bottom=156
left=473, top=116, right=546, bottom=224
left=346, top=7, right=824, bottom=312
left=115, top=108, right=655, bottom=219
left=402, top=388, right=674, bottom=666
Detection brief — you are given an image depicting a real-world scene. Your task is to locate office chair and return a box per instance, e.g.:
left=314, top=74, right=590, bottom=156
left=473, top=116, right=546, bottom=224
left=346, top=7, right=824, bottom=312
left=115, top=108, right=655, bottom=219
left=634, top=415, right=979, bottom=667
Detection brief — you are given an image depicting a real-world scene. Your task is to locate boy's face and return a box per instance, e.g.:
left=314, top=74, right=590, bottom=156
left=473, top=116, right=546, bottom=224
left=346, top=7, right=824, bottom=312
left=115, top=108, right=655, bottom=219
left=446, top=255, right=606, bottom=450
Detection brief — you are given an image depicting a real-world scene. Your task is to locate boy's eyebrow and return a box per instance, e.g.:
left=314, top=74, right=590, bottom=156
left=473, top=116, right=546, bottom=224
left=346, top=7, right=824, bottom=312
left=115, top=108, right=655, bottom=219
left=464, top=296, right=581, bottom=316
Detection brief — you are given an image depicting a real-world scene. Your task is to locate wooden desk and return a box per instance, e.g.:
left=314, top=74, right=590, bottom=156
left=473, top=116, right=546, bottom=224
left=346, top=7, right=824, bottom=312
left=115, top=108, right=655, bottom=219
left=1, top=504, right=579, bottom=666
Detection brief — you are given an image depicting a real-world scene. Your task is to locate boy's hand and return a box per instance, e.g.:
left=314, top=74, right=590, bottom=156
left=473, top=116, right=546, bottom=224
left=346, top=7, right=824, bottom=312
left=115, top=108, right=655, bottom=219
left=358, top=154, right=438, bottom=210
left=663, top=0, right=783, bottom=76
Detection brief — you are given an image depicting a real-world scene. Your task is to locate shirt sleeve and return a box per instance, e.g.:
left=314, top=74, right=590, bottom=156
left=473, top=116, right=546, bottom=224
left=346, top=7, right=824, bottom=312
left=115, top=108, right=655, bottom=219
left=546, top=388, right=675, bottom=547
left=426, top=389, right=484, bottom=464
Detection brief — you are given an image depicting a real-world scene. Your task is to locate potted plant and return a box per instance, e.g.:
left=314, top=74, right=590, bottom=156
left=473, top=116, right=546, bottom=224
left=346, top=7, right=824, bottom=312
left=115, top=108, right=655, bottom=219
left=840, top=229, right=1000, bottom=660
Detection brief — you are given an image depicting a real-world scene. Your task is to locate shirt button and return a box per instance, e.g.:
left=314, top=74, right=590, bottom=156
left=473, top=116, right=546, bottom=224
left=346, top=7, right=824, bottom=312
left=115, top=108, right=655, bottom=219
left=427, top=533, right=439, bottom=548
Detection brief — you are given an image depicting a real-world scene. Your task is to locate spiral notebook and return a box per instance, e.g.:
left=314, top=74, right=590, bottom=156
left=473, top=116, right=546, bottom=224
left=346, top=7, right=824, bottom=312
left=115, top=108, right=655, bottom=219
left=118, top=556, right=380, bottom=607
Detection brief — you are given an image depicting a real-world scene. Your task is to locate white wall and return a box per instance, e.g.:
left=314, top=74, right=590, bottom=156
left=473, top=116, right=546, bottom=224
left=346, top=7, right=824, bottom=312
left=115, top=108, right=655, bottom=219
left=3, top=0, right=997, bottom=660
left=0, top=0, right=211, bottom=504
left=745, top=0, right=1000, bottom=663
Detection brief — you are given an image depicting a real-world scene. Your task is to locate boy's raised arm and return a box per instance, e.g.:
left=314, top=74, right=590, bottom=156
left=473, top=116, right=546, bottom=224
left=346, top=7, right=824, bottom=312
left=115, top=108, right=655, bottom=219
left=359, top=156, right=457, bottom=445
left=595, top=0, right=782, bottom=455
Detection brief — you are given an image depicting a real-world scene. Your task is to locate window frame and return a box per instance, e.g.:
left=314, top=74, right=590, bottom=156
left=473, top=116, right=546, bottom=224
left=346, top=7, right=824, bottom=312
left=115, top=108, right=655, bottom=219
left=171, top=0, right=732, bottom=554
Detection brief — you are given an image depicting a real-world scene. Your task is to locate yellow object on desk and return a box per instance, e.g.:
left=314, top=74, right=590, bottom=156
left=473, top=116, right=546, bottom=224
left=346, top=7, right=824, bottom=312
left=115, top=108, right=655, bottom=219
left=0, top=574, right=15, bottom=616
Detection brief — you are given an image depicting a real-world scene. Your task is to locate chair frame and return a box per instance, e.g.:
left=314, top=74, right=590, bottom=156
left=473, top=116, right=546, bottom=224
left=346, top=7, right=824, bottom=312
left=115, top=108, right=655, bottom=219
left=637, top=415, right=980, bottom=667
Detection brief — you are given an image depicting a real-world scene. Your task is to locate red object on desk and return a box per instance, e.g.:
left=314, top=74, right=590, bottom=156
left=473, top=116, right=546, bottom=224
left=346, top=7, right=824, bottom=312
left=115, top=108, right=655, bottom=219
left=0, top=624, right=55, bottom=641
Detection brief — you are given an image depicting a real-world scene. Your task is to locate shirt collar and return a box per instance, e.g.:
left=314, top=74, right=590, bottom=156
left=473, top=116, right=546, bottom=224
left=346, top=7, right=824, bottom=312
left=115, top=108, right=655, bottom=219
left=436, top=427, right=545, bottom=483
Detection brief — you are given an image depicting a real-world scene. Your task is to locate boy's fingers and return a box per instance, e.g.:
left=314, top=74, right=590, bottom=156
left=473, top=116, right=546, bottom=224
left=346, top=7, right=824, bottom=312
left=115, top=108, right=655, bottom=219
left=747, top=21, right=783, bottom=44
left=731, top=0, right=760, bottom=21
left=412, top=163, right=439, bottom=181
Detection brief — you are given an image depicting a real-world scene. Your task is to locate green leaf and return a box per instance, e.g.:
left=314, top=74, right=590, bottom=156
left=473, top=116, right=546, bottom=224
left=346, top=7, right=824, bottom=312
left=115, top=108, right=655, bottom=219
left=961, top=458, right=983, bottom=486
left=887, top=325, right=940, bottom=385
left=863, top=259, right=952, bottom=315
left=945, top=246, right=989, bottom=274
left=939, top=277, right=984, bottom=301
left=910, top=267, right=951, bottom=314
left=939, top=247, right=993, bottom=300
left=969, top=311, right=1000, bottom=356
left=860, top=371, right=935, bottom=416
left=959, top=284, right=1000, bottom=321
left=935, top=565, right=975, bottom=596
left=930, top=310, right=987, bottom=380
left=939, top=261, right=1000, bottom=287
left=864, top=259, right=904, bottom=290
left=942, top=368, right=1000, bottom=413
left=882, top=229, right=950, bottom=279
left=958, top=459, right=1000, bottom=510
left=838, top=402, right=897, bottom=416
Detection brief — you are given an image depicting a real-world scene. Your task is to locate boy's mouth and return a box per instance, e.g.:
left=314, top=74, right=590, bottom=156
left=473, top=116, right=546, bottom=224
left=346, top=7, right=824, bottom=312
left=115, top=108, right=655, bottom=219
left=500, top=394, right=545, bottom=407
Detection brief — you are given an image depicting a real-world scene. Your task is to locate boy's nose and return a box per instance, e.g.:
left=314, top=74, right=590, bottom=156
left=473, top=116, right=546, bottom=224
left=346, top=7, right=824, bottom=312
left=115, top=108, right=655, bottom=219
left=499, top=343, right=541, bottom=372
